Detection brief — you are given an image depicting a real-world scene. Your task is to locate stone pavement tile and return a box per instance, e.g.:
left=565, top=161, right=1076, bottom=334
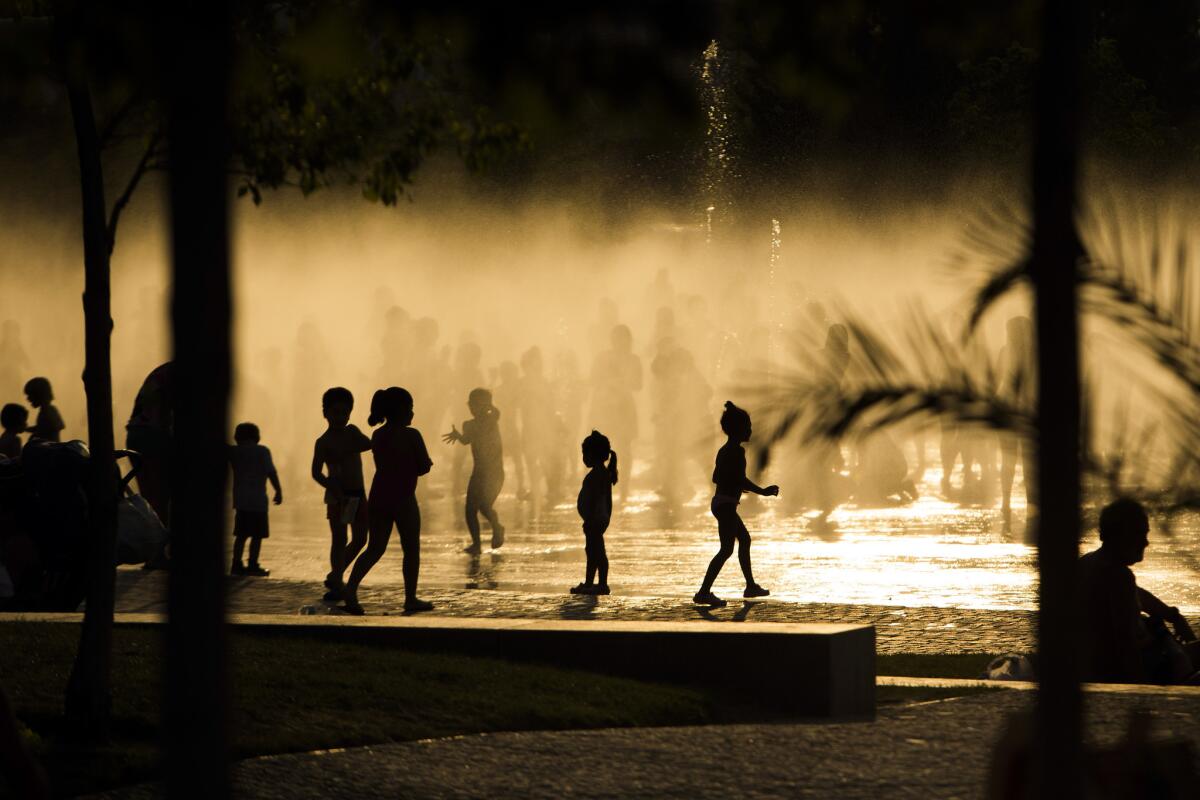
left=89, top=690, right=1200, bottom=799
left=107, top=570, right=1039, bottom=655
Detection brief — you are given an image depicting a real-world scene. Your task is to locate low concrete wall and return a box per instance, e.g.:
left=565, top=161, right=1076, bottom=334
left=237, top=616, right=877, bottom=719
left=6, top=613, right=876, bottom=718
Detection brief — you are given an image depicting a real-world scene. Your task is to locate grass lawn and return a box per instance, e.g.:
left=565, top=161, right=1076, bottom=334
left=1, top=622, right=997, bottom=796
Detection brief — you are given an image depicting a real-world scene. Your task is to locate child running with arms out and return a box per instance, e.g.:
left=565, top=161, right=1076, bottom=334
left=443, top=388, right=505, bottom=554
left=229, top=422, right=282, bottom=576
left=693, top=402, right=776, bottom=607
left=311, top=387, right=372, bottom=601
left=342, top=387, right=433, bottom=614
left=571, top=430, right=617, bottom=595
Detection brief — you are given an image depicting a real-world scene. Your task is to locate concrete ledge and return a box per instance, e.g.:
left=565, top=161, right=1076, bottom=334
left=5, top=612, right=876, bottom=719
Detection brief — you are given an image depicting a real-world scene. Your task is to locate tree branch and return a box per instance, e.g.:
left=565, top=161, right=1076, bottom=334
left=98, top=91, right=142, bottom=150
left=106, top=130, right=162, bottom=255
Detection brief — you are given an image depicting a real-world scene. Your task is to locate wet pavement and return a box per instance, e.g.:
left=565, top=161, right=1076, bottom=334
left=112, top=569, right=1035, bottom=655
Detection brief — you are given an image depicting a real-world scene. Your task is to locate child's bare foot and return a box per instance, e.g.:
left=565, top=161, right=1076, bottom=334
left=490, top=524, right=505, bottom=549
left=463, top=542, right=482, bottom=555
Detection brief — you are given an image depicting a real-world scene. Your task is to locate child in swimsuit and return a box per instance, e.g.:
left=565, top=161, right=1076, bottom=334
left=571, top=430, right=617, bottom=595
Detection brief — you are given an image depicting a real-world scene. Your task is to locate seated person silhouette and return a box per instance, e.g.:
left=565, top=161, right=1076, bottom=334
left=1078, top=499, right=1199, bottom=684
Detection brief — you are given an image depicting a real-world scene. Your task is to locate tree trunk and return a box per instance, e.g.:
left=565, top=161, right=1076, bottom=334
left=61, top=32, right=118, bottom=743
left=1030, top=0, right=1084, bottom=796
left=161, top=4, right=233, bottom=798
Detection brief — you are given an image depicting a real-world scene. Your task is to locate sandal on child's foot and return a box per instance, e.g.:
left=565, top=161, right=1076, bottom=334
left=342, top=601, right=365, bottom=616
left=743, top=584, right=770, bottom=599
left=569, top=582, right=592, bottom=595
left=404, top=598, right=434, bottom=612
left=692, top=591, right=727, bottom=607
left=244, top=564, right=270, bottom=577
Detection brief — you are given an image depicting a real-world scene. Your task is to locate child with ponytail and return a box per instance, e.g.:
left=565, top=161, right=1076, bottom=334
left=342, top=386, right=434, bottom=614
left=693, top=401, right=777, bottom=607
left=572, top=430, right=617, bottom=595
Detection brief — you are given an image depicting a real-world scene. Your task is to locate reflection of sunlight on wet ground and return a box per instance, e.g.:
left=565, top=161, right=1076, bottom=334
left=256, top=467, right=1200, bottom=613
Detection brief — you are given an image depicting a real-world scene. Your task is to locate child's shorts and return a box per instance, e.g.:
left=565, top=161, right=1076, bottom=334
left=326, top=493, right=367, bottom=526
left=233, top=510, right=269, bottom=539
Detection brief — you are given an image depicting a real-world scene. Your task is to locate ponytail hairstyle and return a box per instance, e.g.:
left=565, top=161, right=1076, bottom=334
left=719, top=400, right=752, bottom=439
left=582, top=429, right=618, bottom=485
left=368, top=386, right=414, bottom=426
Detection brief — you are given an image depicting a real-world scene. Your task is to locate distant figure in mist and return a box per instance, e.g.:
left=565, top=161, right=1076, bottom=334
left=493, top=361, right=527, bottom=498
left=0, top=404, right=27, bottom=459
left=590, top=324, right=642, bottom=502
left=1078, top=499, right=1200, bottom=684
left=311, top=387, right=372, bottom=601
left=343, top=387, right=434, bottom=615
left=449, top=341, right=484, bottom=496
left=693, top=402, right=776, bottom=607
left=0, top=321, right=30, bottom=401
left=519, top=346, right=562, bottom=505
left=444, top=388, right=505, bottom=554
left=571, top=430, right=617, bottom=595
left=853, top=432, right=918, bottom=505
left=126, top=362, right=174, bottom=524
left=228, top=422, right=282, bottom=577
left=23, top=378, right=63, bottom=444
left=552, top=351, right=587, bottom=481
left=999, top=316, right=1035, bottom=532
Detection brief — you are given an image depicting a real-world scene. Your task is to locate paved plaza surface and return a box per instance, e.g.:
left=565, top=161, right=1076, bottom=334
left=111, top=569, right=1037, bottom=655
left=91, top=689, right=1200, bottom=799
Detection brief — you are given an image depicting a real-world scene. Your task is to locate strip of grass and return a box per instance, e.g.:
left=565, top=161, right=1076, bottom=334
left=878, top=653, right=996, bottom=679
left=1, top=625, right=1002, bottom=796
left=1, top=622, right=732, bottom=796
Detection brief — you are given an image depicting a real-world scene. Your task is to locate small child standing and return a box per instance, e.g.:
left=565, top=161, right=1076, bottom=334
left=443, top=388, right=505, bottom=554
left=571, top=430, right=617, bottom=595
left=229, top=422, right=282, bottom=577
left=23, top=378, right=63, bottom=443
left=311, top=387, right=372, bottom=600
left=0, top=404, right=27, bottom=459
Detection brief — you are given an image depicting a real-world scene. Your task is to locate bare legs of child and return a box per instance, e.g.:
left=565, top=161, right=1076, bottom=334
left=693, top=504, right=768, bottom=607
left=343, top=496, right=431, bottom=614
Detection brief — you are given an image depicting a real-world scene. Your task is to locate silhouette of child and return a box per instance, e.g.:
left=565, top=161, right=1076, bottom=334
left=571, top=430, right=617, bottom=595
left=311, top=387, right=372, bottom=601
left=228, top=422, right=282, bottom=577
left=23, top=378, right=63, bottom=443
left=0, top=404, right=27, bottom=459
left=694, top=402, right=777, bottom=607
left=443, top=388, right=505, bottom=554
left=343, top=387, right=433, bottom=615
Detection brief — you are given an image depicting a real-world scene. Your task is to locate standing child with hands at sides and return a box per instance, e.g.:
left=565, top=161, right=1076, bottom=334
left=571, top=430, right=617, bottom=595
left=693, top=402, right=776, bottom=607
left=229, top=422, right=282, bottom=577
left=443, top=388, right=505, bottom=554
left=342, top=387, right=434, bottom=615
left=312, top=387, right=372, bottom=602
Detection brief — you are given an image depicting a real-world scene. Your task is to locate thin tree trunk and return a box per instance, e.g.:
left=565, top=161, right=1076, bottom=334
left=61, top=30, right=118, bottom=742
left=1030, top=0, right=1084, bottom=795
left=162, top=3, right=233, bottom=797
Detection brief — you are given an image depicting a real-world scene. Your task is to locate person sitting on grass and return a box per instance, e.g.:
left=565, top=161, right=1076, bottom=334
left=1078, top=498, right=1199, bottom=684
left=0, top=403, right=27, bottom=459
left=229, top=422, right=282, bottom=577
left=571, top=429, right=617, bottom=595
left=312, top=387, right=372, bottom=602
left=693, top=401, right=776, bottom=608
left=443, top=387, right=506, bottom=554
left=23, top=378, right=63, bottom=443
